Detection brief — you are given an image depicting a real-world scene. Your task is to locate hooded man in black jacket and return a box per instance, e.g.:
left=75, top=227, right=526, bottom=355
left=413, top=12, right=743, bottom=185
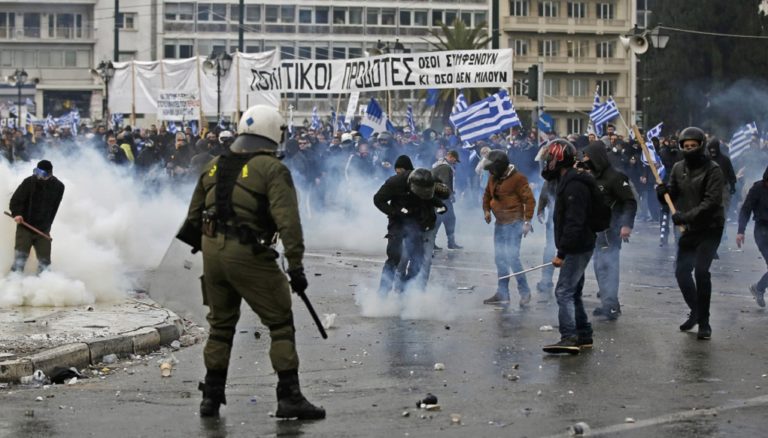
left=9, top=160, right=65, bottom=273
left=656, top=127, right=724, bottom=340
left=374, top=167, right=449, bottom=295
left=737, top=165, right=768, bottom=308
left=582, top=141, right=637, bottom=319
left=707, top=138, right=737, bottom=222
left=540, top=140, right=597, bottom=354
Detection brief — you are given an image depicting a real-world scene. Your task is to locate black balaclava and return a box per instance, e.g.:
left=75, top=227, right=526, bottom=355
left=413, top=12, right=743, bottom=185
left=683, top=140, right=708, bottom=168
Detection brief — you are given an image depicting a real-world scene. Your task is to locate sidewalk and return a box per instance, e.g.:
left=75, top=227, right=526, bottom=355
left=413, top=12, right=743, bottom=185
left=0, top=296, right=196, bottom=383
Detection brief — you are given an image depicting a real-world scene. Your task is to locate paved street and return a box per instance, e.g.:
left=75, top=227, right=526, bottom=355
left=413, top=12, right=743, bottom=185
left=1, top=221, right=768, bottom=437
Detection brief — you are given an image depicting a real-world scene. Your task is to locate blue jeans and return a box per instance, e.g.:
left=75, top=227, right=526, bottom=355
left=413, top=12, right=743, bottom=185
left=555, top=250, right=594, bottom=340
left=494, top=221, right=530, bottom=299
left=407, top=226, right=438, bottom=293
left=378, top=221, right=424, bottom=295
left=539, top=211, right=556, bottom=291
left=593, top=231, right=621, bottom=310
left=434, top=201, right=457, bottom=245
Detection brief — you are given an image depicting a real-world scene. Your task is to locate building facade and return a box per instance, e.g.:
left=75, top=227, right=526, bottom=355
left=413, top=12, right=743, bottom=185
left=501, top=0, right=638, bottom=136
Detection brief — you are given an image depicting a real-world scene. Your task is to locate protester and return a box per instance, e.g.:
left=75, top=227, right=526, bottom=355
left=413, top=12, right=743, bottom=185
left=737, top=165, right=768, bottom=308
left=656, top=127, right=725, bottom=340
left=8, top=160, right=65, bottom=273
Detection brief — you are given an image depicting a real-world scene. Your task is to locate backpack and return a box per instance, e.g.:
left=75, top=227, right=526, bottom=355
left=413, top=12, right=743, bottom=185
left=575, top=177, right=612, bottom=232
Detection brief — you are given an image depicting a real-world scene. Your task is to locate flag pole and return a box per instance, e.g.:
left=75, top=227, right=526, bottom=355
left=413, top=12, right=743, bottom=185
left=130, top=61, right=136, bottom=127
left=631, top=125, right=684, bottom=233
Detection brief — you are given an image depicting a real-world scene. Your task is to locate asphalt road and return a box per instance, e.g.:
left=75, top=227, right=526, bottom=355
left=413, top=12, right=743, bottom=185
left=1, top=221, right=768, bottom=438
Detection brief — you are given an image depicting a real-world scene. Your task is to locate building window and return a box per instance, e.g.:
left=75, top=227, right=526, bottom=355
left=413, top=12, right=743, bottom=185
left=333, top=7, right=346, bottom=24
left=245, top=44, right=261, bottom=53
left=598, top=79, right=616, bottom=96
left=280, top=6, right=295, bottom=23
left=512, top=79, right=526, bottom=96
left=569, top=78, right=588, bottom=96
left=332, top=46, right=346, bottom=59
left=461, top=12, right=472, bottom=26
left=566, top=40, right=588, bottom=58
left=64, top=50, right=77, bottom=67
left=475, top=12, right=487, bottom=25
left=116, top=12, right=137, bottom=29
left=567, top=2, right=587, bottom=18
left=538, top=40, right=559, bottom=57
left=514, top=39, right=529, bottom=56
left=381, top=9, right=395, bottom=25
left=298, top=46, right=312, bottom=60
left=543, top=78, right=559, bottom=96
left=24, top=13, right=41, bottom=38
left=596, top=41, right=615, bottom=58
left=265, top=6, right=279, bottom=23
left=636, top=0, right=652, bottom=28
left=539, top=1, right=559, bottom=17
left=316, top=7, right=329, bottom=24
left=597, top=2, right=615, bottom=20
left=414, top=10, right=428, bottom=26
left=349, top=7, right=363, bottom=24
left=432, top=10, right=443, bottom=26
left=567, top=118, right=586, bottom=134
left=245, top=5, right=260, bottom=22
left=445, top=11, right=457, bottom=26
left=367, top=8, right=379, bottom=25
left=316, top=47, right=328, bottom=60
left=400, top=10, right=411, bottom=26
left=349, top=47, right=362, bottom=58
left=299, top=8, right=312, bottom=24
left=509, top=0, right=530, bottom=17
left=198, top=4, right=227, bottom=22
left=165, top=3, right=194, bottom=21
left=280, top=45, right=295, bottom=60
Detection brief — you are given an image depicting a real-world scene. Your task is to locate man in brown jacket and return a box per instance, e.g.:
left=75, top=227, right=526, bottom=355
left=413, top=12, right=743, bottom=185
left=482, top=150, right=536, bottom=306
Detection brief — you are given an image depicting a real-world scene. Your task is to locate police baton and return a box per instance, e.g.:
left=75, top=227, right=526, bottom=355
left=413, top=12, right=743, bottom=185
left=498, top=263, right=553, bottom=280
left=4, top=211, right=52, bottom=241
left=293, top=287, right=328, bottom=339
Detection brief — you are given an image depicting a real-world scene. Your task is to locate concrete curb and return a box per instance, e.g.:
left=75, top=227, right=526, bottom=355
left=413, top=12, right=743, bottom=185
left=0, top=314, right=185, bottom=383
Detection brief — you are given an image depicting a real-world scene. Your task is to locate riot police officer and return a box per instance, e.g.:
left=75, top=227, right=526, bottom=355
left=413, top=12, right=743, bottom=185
left=184, top=105, right=325, bottom=419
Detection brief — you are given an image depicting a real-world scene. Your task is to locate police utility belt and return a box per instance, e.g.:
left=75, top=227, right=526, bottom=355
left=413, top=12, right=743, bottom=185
left=202, top=209, right=277, bottom=257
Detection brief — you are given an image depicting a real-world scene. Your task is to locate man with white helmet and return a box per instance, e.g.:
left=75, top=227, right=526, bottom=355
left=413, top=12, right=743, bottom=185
left=183, top=104, right=325, bottom=419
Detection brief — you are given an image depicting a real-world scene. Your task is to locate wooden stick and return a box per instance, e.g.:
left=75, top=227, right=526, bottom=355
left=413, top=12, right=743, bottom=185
left=630, top=125, right=684, bottom=232
left=498, top=263, right=552, bottom=280
left=4, top=211, right=52, bottom=241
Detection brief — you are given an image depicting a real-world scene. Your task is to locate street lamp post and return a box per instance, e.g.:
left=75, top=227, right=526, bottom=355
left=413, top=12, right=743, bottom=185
left=11, top=69, right=28, bottom=129
left=93, top=61, right=116, bottom=122
left=205, top=52, right=233, bottom=122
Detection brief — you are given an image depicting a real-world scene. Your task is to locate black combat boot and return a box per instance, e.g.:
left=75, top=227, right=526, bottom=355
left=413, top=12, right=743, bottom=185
left=679, top=312, right=697, bottom=331
left=199, top=370, right=227, bottom=417
left=276, top=370, right=326, bottom=420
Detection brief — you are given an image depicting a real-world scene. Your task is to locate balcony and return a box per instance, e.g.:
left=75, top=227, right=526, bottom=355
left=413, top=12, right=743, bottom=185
left=502, top=16, right=628, bottom=34
left=329, top=25, right=364, bottom=35
left=0, top=26, right=94, bottom=41
left=297, top=24, right=331, bottom=35
left=513, top=55, right=630, bottom=73
left=264, top=23, right=297, bottom=33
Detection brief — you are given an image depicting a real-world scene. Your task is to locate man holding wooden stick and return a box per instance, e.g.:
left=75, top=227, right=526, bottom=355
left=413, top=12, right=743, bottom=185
left=654, top=127, right=724, bottom=340
left=8, top=160, right=65, bottom=274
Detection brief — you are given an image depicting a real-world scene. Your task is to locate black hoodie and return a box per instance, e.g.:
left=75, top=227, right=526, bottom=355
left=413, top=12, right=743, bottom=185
left=583, top=141, right=637, bottom=236
left=554, top=168, right=597, bottom=258
left=707, top=139, right=737, bottom=191
left=738, top=166, right=768, bottom=233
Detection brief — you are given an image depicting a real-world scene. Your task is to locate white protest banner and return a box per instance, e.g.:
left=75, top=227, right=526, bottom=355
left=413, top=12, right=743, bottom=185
left=157, top=90, right=200, bottom=121
left=345, top=91, right=360, bottom=124
left=248, top=49, right=513, bottom=93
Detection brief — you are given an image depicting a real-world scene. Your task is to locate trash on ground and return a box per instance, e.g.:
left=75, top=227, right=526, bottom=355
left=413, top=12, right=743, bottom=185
left=24, top=410, right=34, bottom=417
left=254, top=331, right=261, bottom=339
left=539, top=325, right=554, bottom=332
left=102, top=354, right=118, bottom=364
left=505, top=374, right=520, bottom=381
left=160, top=362, right=173, bottom=377
left=416, top=393, right=438, bottom=407
left=434, top=363, right=445, bottom=371
left=402, top=411, right=410, bottom=417
left=568, top=422, right=591, bottom=436
left=322, top=313, right=337, bottom=330
left=21, top=370, right=47, bottom=385
left=35, top=396, right=43, bottom=402
left=450, top=413, right=462, bottom=425
left=170, top=340, right=181, bottom=350
left=424, top=404, right=441, bottom=411
left=625, top=417, right=636, bottom=423
left=457, top=286, right=475, bottom=291
left=49, top=367, right=85, bottom=385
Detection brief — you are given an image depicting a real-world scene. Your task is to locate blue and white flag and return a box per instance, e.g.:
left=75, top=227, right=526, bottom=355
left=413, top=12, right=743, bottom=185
left=645, top=122, right=663, bottom=145
left=45, top=114, right=56, bottom=132
left=111, top=113, right=124, bottom=129
left=640, top=129, right=666, bottom=180
left=452, top=92, right=468, bottom=116
left=589, top=97, right=620, bottom=127
left=406, top=104, right=416, bottom=132
left=589, top=86, right=603, bottom=137
left=449, top=89, right=521, bottom=143
left=359, top=98, right=395, bottom=139
left=310, top=106, right=320, bottom=130
left=425, top=89, right=440, bottom=107
left=71, top=109, right=80, bottom=135
left=336, top=115, right=347, bottom=133
left=217, top=117, right=228, bottom=130
left=168, top=122, right=178, bottom=135
left=729, top=122, right=758, bottom=160
left=187, top=120, right=198, bottom=136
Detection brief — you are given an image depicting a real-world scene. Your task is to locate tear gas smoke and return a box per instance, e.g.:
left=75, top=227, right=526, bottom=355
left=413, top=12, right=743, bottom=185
left=0, top=147, right=192, bottom=308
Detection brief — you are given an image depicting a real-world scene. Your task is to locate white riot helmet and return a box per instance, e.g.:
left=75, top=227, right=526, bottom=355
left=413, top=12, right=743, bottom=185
left=232, top=105, right=286, bottom=153
left=218, top=130, right=234, bottom=143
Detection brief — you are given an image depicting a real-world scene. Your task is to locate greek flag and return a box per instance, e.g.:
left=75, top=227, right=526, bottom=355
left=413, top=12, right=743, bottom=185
left=640, top=128, right=666, bottom=180
left=589, top=86, right=603, bottom=137
left=287, top=106, right=294, bottom=136
left=358, top=98, right=396, bottom=139
left=45, top=114, right=56, bottom=132
left=589, top=97, right=620, bottom=128
left=425, top=88, right=439, bottom=107
left=336, top=115, right=347, bottom=133
left=168, top=122, right=178, bottom=135
left=71, top=109, right=80, bottom=135
left=187, top=120, right=198, bottom=136
left=217, top=117, right=228, bottom=130
left=310, top=106, right=321, bottom=130
left=406, top=104, right=416, bottom=132
left=449, top=89, right=521, bottom=143
left=111, top=113, right=124, bottom=129
left=646, top=122, right=663, bottom=144
left=452, top=92, right=468, bottom=116
left=729, top=122, right=758, bottom=160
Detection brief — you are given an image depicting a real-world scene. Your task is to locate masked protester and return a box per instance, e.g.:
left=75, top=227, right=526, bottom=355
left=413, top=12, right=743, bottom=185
left=432, top=150, right=463, bottom=250
left=736, top=165, right=768, bottom=308
left=656, top=127, right=725, bottom=340
left=482, top=150, right=535, bottom=306
left=183, top=105, right=325, bottom=419
left=374, top=166, right=449, bottom=295
left=539, top=140, right=597, bottom=354
left=9, top=160, right=65, bottom=273
left=582, top=141, right=637, bottom=320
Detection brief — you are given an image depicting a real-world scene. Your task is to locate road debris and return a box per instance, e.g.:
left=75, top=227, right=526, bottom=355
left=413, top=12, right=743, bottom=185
left=450, top=413, right=462, bottom=425
left=322, top=313, right=337, bottom=330
left=102, top=354, right=118, bottom=364
left=416, top=393, right=438, bottom=408
left=434, top=363, right=445, bottom=371
left=539, top=325, right=554, bottom=332
left=568, top=422, right=590, bottom=436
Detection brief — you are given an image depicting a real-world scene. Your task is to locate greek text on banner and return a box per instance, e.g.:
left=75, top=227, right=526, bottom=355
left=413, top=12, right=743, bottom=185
left=249, top=49, right=513, bottom=93
left=157, top=90, right=201, bottom=121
